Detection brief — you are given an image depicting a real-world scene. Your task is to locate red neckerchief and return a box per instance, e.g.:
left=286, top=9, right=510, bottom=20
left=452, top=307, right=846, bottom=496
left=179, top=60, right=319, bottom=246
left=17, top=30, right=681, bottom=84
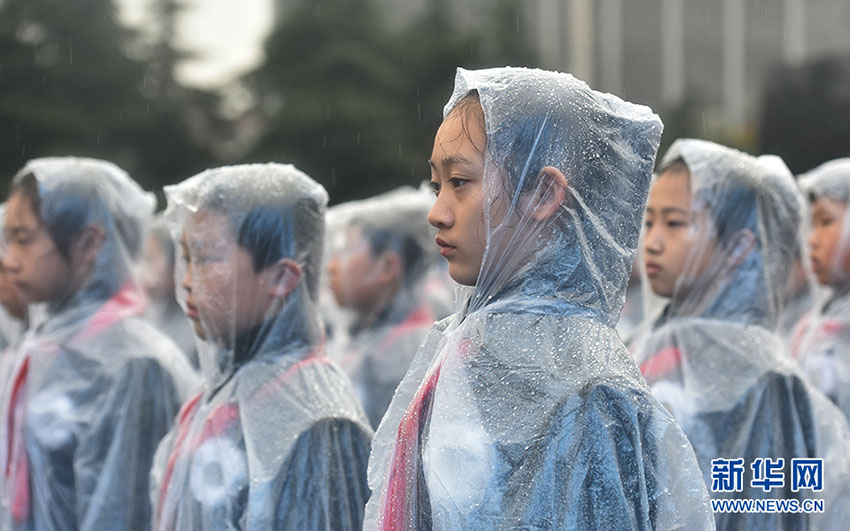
left=6, top=355, right=30, bottom=522
left=4, top=284, right=143, bottom=524
left=381, top=362, right=441, bottom=530
left=379, top=334, right=478, bottom=530
left=639, top=346, right=682, bottom=383
left=155, top=345, right=331, bottom=530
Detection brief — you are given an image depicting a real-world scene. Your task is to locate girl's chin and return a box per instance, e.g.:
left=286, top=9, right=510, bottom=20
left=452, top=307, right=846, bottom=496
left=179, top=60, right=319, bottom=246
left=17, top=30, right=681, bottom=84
left=447, top=266, right=477, bottom=287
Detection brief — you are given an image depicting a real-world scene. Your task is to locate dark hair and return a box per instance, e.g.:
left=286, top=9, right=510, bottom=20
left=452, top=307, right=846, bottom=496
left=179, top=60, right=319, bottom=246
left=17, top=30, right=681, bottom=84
left=11, top=171, right=145, bottom=261
left=11, top=172, right=86, bottom=261
left=238, top=206, right=295, bottom=272
left=658, top=158, right=759, bottom=248
left=449, top=90, right=570, bottom=223
left=355, top=223, right=427, bottom=284
left=451, top=91, right=487, bottom=155
left=657, top=157, right=690, bottom=177
left=202, top=194, right=324, bottom=302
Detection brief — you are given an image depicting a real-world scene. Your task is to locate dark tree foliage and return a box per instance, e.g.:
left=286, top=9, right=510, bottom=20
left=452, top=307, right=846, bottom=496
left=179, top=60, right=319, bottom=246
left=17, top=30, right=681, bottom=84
left=245, top=0, right=538, bottom=205
left=0, top=0, right=215, bottom=197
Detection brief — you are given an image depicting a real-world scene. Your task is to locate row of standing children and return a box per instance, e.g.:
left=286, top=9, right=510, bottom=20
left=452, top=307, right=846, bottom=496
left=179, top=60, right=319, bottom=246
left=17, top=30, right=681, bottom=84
left=0, top=65, right=848, bottom=529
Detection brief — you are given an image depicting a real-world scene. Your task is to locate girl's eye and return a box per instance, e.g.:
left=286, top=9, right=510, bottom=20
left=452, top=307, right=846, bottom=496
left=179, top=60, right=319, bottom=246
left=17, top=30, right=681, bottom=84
left=449, top=177, right=468, bottom=188
left=429, top=181, right=441, bottom=196
left=667, top=220, right=687, bottom=228
left=644, top=220, right=653, bottom=229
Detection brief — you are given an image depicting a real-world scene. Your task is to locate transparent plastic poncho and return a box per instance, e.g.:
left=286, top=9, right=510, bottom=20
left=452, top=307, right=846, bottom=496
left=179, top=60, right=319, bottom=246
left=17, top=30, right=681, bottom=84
left=364, top=67, right=715, bottom=530
left=325, top=186, right=442, bottom=429
left=0, top=157, right=198, bottom=530
left=791, top=158, right=850, bottom=422
left=634, top=141, right=850, bottom=530
left=150, top=163, right=373, bottom=530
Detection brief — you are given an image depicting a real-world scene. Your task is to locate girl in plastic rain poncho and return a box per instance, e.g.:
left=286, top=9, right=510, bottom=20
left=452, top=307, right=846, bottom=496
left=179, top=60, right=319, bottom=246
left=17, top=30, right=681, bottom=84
left=635, top=140, right=850, bottom=530
left=326, top=187, right=442, bottom=429
left=790, top=159, right=850, bottom=422
left=139, top=216, right=199, bottom=368
left=150, top=164, right=374, bottom=531
left=363, top=67, right=715, bottom=531
left=0, top=157, right=198, bottom=531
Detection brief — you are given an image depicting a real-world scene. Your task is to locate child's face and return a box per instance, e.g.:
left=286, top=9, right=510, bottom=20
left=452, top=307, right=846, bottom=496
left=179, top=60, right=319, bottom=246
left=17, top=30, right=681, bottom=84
left=808, top=197, right=850, bottom=287
left=179, top=209, right=272, bottom=343
left=326, top=226, right=393, bottom=312
left=643, top=170, right=718, bottom=298
left=0, top=260, right=26, bottom=320
left=2, top=191, right=72, bottom=304
left=428, top=106, right=490, bottom=286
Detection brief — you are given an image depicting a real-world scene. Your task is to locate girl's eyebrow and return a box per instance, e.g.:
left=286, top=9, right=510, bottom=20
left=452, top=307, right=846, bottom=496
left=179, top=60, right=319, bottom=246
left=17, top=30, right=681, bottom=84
left=645, top=206, right=689, bottom=215
left=428, top=155, right=479, bottom=169
left=661, top=207, right=689, bottom=215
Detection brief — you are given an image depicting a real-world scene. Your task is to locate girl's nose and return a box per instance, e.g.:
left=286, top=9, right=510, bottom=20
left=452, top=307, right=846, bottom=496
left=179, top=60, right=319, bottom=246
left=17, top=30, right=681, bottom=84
left=1, top=250, right=21, bottom=274
left=644, top=227, right=663, bottom=255
left=181, top=262, right=193, bottom=293
left=808, top=229, right=820, bottom=253
left=428, top=195, right=453, bottom=229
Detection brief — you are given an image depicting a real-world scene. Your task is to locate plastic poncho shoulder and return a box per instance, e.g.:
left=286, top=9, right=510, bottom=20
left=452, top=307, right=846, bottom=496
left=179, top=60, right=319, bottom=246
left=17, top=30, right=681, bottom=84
left=364, top=67, right=714, bottom=530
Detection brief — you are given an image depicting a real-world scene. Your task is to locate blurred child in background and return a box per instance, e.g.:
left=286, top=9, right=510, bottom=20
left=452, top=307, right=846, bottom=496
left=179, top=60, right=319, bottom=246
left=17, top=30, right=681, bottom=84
left=636, top=140, right=850, bottom=530
left=0, top=157, right=197, bottom=530
left=326, top=186, right=440, bottom=428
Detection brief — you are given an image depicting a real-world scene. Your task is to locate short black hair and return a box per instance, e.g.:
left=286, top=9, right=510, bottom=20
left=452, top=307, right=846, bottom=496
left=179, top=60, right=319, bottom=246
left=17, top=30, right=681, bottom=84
left=355, top=222, right=428, bottom=284
left=11, top=170, right=145, bottom=262
left=658, top=158, right=759, bottom=248
left=201, top=191, right=325, bottom=302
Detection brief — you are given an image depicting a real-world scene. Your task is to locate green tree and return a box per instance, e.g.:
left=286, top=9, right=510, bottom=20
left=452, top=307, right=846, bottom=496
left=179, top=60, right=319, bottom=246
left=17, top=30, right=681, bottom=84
left=244, top=0, right=539, bottom=205
left=246, top=0, right=409, bottom=204
left=0, top=0, right=215, bottom=195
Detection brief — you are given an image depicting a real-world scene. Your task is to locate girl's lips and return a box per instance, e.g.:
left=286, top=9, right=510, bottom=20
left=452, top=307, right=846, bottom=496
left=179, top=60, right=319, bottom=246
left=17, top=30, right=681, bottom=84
left=645, top=263, right=661, bottom=275
left=185, top=303, right=199, bottom=319
left=435, top=237, right=456, bottom=257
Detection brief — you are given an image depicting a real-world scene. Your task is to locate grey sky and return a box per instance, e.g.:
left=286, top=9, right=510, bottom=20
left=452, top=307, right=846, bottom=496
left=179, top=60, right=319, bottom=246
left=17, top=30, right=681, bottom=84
left=118, top=0, right=273, bottom=88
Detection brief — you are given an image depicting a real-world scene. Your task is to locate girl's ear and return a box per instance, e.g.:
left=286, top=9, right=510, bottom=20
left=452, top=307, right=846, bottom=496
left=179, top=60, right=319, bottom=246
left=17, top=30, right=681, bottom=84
left=531, top=166, right=568, bottom=221
left=725, top=229, right=756, bottom=268
left=375, top=251, right=402, bottom=285
left=74, top=224, right=107, bottom=265
left=267, top=258, right=302, bottom=299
